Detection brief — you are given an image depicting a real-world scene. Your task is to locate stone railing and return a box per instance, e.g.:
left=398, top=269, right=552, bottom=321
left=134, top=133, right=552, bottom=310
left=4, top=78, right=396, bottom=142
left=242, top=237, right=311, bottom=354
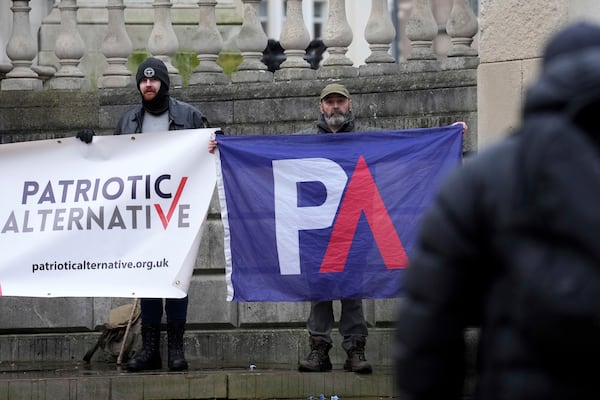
left=1, top=0, right=479, bottom=91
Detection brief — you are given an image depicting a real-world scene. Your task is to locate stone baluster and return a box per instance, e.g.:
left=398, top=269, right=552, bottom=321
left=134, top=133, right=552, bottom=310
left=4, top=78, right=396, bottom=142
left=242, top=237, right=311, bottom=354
left=48, top=0, right=90, bottom=90
left=360, top=0, right=398, bottom=76
left=446, top=0, right=478, bottom=57
left=148, top=0, right=182, bottom=88
left=275, top=0, right=315, bottom=81
left=1, top=0, right=43, bottom=91
left=189, top=0, right=228, bottom=85
left=317, top=0, right=357, bottom=79
left=98, top=0, right=133, bottom=88
left=231, top=0, right=272, bottom=83
left=405, top=0, right=438, bottom=61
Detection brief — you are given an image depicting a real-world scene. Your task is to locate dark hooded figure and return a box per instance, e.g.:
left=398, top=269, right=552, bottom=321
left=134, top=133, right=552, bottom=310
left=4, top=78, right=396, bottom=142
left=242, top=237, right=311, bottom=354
left=395, top=22, right=600, bottom=400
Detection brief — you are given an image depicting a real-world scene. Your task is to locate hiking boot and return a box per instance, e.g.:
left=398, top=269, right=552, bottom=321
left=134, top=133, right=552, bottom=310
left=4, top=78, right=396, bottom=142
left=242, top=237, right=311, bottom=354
left=167, top=321, right=188, bottom=371
left=127, top=323, right=162, bottom=372
left=343, top=336, right=372, bottom=374
left=298, top=336, right=332, bottom=372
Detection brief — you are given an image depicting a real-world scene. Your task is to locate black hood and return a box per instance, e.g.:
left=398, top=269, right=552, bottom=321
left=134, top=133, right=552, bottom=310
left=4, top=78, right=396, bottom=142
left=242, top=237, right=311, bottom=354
left=524, top=48, right=600, bottom=127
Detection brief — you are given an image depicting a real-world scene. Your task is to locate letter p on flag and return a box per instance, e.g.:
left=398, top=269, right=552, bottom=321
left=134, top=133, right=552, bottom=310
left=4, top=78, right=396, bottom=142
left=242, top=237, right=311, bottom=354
left=273, top=158, right=347, bottom=275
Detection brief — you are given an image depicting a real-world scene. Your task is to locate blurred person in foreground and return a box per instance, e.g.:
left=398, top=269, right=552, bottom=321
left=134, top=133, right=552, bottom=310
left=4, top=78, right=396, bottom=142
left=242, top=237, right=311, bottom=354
left=394, top=22, right=600, bottom=400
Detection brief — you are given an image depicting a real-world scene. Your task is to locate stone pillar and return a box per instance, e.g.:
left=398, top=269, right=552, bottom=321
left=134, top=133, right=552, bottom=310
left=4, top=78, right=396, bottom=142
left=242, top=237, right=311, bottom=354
left=148, top=0, right=182, bottom=88
left=98, top=0, right=133, bottom=88
left=405, top=0, right=438, bottom=61
left=275, top=0, right=315, bottom=81
left=360, top=0, right=398, bottom=76
left=47, top=0, right=90, bottom=90
left=188, top=0, right=228, bottom=85
left=1, top=0, right=43, bottom=91
left=317, top=0, right=357, bottom=78
left=231, top=0, right=272, bottom=83
left=446, top=0, right=478, bottom=57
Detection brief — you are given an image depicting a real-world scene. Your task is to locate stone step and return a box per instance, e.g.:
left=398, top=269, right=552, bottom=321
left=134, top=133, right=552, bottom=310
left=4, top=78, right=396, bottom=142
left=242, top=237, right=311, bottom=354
left=0, top=329, right=398, bottom=399
left=0, top=328, right=395, bottom=369
left=0, top=361, right=396, bottom=400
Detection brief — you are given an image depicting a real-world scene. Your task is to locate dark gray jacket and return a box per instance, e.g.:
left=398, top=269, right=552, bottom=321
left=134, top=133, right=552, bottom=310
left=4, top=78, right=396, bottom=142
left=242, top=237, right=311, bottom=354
left=395, top=48, right=600, bottom=400
left=114, top=96, right=208, bottom=135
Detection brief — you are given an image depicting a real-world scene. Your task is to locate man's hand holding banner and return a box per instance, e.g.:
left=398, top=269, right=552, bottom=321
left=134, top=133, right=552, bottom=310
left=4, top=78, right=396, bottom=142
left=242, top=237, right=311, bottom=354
left=216, top=126, right=463, bottom=302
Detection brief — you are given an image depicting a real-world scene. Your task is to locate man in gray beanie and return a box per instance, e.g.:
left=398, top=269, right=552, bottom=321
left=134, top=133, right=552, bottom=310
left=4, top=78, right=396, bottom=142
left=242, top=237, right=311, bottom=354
left=78, top=57, right=210, bottom=373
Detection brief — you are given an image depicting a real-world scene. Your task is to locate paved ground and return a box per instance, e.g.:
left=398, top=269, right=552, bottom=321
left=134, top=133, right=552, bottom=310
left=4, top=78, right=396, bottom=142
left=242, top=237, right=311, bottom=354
left=0, top=360, right=397, bottom=400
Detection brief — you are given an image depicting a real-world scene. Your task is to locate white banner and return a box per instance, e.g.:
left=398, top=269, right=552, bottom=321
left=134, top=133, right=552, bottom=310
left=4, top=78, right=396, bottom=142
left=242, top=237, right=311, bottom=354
left=0, top=129, right=217, bottom=298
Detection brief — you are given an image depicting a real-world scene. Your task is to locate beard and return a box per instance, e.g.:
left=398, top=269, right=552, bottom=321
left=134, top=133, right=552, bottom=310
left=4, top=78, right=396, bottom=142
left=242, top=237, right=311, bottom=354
left=142, top=89, right=157, bottom=101
left=324, top=110, right=349, bottom=128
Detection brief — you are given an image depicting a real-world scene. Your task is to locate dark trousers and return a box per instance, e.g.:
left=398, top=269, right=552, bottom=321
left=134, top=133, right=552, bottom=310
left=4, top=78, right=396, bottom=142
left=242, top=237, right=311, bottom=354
left=140, top=296, right=188, bottom=325
left=307, top=299, right=368, bottom=352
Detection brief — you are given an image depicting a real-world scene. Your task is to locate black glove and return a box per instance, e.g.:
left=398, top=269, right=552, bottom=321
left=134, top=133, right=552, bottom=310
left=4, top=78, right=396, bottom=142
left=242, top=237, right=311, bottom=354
left=76, top=128, right=95, bottom=144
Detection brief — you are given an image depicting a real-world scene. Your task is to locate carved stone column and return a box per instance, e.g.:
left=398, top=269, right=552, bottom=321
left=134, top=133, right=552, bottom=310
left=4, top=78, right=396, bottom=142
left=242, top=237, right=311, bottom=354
left=189, top=0, right=228, bottom=85
left=98, top=0, right=133, bottom=88
left=405, top=0, right=438, bottom=61
left=446, top=0, right=478, bottom=57
left=360, top=0, right=398, bottom=76
left=275, top=0, right=315, bottom=81
left=1, top=0, right=43, bottom=91
left=47, top=0, right=90, bottom=90
left=317, top=0, right=357, bottom=78
left=148, top=0, right=182, bottom=88
left=231, top=0, right=272, bottom=83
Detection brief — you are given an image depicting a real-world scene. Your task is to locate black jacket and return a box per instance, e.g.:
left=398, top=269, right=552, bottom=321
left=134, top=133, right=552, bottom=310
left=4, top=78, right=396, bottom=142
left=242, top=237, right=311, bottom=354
left=114, top=96, right=208, bottom=134
left=395, top=49, right=600, bottom=400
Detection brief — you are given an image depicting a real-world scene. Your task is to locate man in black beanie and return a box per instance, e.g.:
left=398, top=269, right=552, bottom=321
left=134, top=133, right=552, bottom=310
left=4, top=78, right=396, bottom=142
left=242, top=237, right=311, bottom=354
left=115, top=56, right=208, bottom=135
left=79, top=57, right=210, bottom=373
left=122, top=57, right=209, bottom=373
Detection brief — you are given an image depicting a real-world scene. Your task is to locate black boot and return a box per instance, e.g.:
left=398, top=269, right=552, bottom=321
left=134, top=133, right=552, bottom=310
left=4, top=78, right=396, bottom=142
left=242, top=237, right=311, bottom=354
left=343, top=336, right=372, bottom=374
left=127, top=323, right=162, bottom=372
left=167, top=321, right=188, bottom=371
left=298, top=336, right=332, bottom=372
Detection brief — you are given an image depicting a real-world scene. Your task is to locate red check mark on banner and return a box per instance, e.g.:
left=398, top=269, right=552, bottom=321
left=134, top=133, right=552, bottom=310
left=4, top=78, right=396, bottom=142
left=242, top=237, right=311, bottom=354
left=154, top=177, right=188, bottom=229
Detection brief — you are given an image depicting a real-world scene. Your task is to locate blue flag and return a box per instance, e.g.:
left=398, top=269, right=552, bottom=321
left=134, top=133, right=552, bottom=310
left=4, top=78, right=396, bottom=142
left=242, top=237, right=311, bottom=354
left=216, top=126, right=463, bottom=301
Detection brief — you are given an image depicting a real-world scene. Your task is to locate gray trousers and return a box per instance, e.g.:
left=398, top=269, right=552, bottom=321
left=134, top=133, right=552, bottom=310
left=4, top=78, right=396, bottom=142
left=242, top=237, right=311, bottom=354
left=307, top=299, right=368, bottom=352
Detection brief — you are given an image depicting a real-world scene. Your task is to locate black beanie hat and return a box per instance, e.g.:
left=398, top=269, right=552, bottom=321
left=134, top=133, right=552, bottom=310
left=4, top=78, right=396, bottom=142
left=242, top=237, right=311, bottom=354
left=543, top=22, right=600, bottom=67
left=136, top=57, right=170, bottom=92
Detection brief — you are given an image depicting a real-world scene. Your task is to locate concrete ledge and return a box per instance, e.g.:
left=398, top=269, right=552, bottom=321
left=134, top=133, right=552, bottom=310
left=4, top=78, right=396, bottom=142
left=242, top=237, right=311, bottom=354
left=0, top=328, right=396, bottom=368
left=0, top=362, right=395, bottom=400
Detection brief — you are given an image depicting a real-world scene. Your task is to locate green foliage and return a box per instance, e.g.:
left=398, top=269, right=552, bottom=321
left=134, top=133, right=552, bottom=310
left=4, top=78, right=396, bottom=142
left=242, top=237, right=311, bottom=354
left=172, top=51, right=199, bottom=86
left=127, top=50, right=151, bottom=75
left=217, top=52, right=243, bottom=78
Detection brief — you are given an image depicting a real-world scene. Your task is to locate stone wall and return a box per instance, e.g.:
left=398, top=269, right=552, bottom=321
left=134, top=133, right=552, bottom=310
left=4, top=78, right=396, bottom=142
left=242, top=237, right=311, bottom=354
left=477, top=0, right=600, bottom=149
left=0, top=65, right=477, bottom=368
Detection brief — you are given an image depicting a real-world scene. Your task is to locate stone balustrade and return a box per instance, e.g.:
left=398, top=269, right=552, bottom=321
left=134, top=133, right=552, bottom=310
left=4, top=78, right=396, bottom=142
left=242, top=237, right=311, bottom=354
left=0, top=0, right=479, bottom=91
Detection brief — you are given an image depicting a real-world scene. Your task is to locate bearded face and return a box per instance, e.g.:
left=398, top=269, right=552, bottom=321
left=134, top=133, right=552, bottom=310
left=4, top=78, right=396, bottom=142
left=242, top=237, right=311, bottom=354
left=320, top=94, right=352, bottom=132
